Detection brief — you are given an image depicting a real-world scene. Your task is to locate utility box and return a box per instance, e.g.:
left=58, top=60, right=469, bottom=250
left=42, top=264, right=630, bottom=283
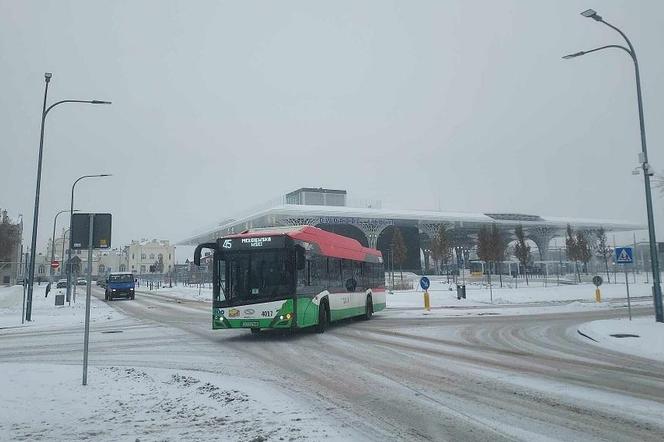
left=55, top=294, right=65, bottom=306
left=456, top=284, right=466, bottom=300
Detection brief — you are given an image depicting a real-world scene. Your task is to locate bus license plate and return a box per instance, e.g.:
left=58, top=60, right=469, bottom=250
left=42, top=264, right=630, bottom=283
left=242, top=321, right=259, bottom=327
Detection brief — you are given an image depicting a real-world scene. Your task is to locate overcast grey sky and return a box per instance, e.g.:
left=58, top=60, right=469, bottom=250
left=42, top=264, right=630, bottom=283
left=2, top=0, right=663, bottom=255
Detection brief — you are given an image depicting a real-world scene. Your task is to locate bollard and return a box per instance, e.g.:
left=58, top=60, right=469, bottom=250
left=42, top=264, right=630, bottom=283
left=595, top=288, right=601, bottom=303
left=424, top=290, right=430, bottom=311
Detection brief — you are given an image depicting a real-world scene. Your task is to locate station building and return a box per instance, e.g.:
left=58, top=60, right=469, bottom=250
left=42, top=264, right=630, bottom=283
left=180, top=188, right=641, bottom=273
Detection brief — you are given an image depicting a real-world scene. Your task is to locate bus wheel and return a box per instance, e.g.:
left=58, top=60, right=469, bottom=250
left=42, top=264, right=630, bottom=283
left=250, top=328, right=261, bottom=334
left=316, top=301, right=328, bottom=334
left=364, top=295, right=373, bottom=320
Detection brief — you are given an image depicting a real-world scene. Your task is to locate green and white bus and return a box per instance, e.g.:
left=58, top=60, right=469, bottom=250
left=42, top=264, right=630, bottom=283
left=194, top=225, right=385, bottom=333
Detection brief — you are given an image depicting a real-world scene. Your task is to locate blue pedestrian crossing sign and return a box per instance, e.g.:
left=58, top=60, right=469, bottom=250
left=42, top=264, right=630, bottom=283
left=615, top=247, right=634, bottom=264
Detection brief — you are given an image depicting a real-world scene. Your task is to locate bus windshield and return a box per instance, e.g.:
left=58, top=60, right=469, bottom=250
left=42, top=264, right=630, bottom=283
left=224, top=250, right=293, bottom=302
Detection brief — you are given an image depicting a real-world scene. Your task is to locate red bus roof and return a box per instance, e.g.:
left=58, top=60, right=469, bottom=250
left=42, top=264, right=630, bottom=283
left=225, top=226, right=382, bottom=261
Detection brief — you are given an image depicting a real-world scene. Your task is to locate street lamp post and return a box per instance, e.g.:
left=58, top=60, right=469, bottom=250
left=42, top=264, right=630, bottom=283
left=66, top=174, right=111, bottom=304
left=25, top=73, right=111, bottom=322
left=563, top=9, right=663, bottom=322
left=50, top=209, right=78, bottom=278
left=60, top=229, right=70, bottom=277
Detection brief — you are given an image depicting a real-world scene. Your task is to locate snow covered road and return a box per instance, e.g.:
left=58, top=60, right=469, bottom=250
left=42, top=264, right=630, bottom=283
left=3, top=287, right=664, bottom=441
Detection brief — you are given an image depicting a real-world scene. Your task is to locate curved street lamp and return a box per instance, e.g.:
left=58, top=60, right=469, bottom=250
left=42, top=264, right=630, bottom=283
left=25, top=73, right=111, bottom=322
left=50, top=209, right=79, bottom=277
left=65, top=174, right=112, bottom=304
left=563, top=9, right=663, bottom=322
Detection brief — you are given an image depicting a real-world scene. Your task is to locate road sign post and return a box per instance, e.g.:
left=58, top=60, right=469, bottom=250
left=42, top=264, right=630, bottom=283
left=592, top=275, right=603, bottom=302
left=71, top=213, right=111, bottom=386
left=420, top=277, right=431, bottom=312
left=615, top=247, right=634, bottom=320
left=82, top=214, right=94, bottom=386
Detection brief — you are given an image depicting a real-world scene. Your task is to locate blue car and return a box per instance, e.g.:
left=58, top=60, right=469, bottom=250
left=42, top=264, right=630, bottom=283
left=105, top=272, right=136, bottom=301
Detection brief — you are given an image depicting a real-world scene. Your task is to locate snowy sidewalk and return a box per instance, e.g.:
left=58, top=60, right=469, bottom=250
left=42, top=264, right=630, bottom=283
left=0, top=363, right=352, bottom=441
left=0, top=285, right=121, bottom=330
left=577, top=316, right=664, bottom=362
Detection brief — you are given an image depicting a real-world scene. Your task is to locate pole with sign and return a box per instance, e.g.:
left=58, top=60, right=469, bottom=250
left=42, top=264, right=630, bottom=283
left=420, top=277, right=430, bottom=311
left=82, top=214, right=94, bottom=385
left=71, top=213, right=111, bottom=385
left=592, top=275, right=603, bottom=302
left=615, top=247, right=634, bottom=320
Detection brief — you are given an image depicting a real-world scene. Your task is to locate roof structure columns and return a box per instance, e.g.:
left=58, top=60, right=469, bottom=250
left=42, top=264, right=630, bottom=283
left=353, top=219, right=393, bottom=249
left=529, top=226, right=557, bottom=261
left=278, top=216, right=322, bottom=228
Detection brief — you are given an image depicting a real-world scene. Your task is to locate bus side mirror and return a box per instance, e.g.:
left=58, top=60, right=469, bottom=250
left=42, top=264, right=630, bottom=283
left=296, top=246, right=306, bottom=271
left=194, top=242, right=216, bottom=267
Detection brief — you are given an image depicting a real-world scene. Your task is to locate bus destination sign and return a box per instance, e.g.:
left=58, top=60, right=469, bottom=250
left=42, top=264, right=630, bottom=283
left=219, top=235, right=287, bottom=251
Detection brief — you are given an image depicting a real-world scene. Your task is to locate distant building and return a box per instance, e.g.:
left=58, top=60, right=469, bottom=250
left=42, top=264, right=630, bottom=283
left=181, top=188, right=642, bottom=273
left=285, top=188, right=347, bottom=206
left=126, top=239, right=175, bottom=274
left=43, top=237, right=176, bottom=279
left=0, top=210, right=23, bottom=285
left=61, top=248, right=128, bottom=278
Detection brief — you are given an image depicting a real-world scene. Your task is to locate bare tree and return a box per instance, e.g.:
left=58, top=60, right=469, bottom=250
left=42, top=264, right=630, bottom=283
left=476, top=226, right=491, bottom=268
left=477, top=224, right=506, bottom=287
left=391, top=227, right=408, bottom=281
left=490, top=224, right=506, bottom=287
left=594, top=227, right=612, bottom=284
left=430, top=224, right=452, bottom=279
left=576, top=231, right=592, bottom=275
left=653, top=171, right=664, bottom=195
left=566, top=224, right=580, bottom=283
left=514, top=225, right=531, bottom=286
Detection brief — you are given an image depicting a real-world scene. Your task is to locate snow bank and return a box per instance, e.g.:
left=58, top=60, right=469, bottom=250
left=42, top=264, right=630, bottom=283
left=140, top=285, right=213, bottom=302
left=0, top=363, right=353, bottom=441
left=390, top=279, right=652, bottom=306
left=0, top=285, right=23, bottom=309
left=0, top=285, right=121, bottom=329
left=136, top=280, right=651, bottom=319
left=577, top=316, right=664, bottom=362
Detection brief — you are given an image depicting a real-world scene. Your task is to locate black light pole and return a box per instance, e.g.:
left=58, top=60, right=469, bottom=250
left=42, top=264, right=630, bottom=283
left=25, top=72, right=111, bottom=321
left=60, top=229, right=70, bottom=277
left=563, top=9, right=663, bottom=322
left=50, top=209, right=78, bottom=278
left=66, top=174, right=111, bottom=304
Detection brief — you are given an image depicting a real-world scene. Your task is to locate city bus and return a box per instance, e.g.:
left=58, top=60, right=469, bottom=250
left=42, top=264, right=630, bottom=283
left=193, top=225, right=385, bottom=333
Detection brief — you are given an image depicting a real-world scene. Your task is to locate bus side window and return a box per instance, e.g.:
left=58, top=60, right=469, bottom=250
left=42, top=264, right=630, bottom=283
left=312, top=255, right=325, bottom=288
left=306, top=260, right=311, bottom=286
left=328, top=257, right=341, bottom=291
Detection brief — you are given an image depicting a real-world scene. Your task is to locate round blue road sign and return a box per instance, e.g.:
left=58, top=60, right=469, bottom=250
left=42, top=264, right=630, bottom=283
left=420, top=276, right=430, bottom=290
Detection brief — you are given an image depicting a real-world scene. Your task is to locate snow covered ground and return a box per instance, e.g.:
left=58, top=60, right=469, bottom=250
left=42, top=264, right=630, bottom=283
left=3, top=281, right=664, bottom=440
left=0, top=362, right=346, bottom=441
left=142, top=285, right=213, bottom=302
left=136, top=278, right=652, bottom=319
left=577, top=316, right=664, bottom=362
left=0, top=285, right=121, bottom=330
left=382, top=279, right=652, bottom=317
left=0, top=285, right=360, bottom=441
